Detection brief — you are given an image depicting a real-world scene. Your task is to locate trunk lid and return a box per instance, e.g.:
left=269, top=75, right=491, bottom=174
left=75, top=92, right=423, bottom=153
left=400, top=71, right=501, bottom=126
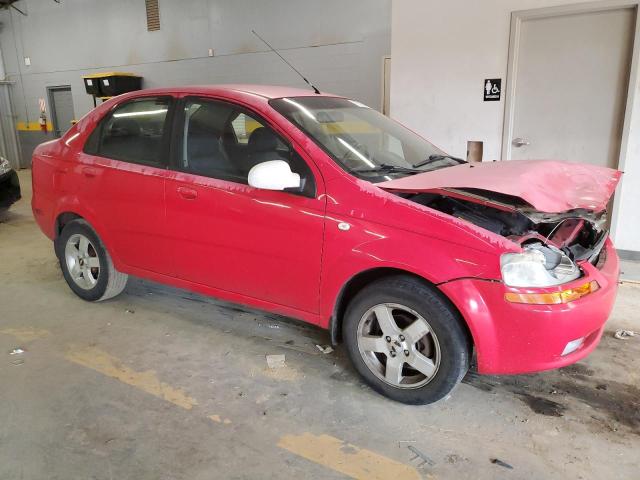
left=377, top=160, right=621, bottom=213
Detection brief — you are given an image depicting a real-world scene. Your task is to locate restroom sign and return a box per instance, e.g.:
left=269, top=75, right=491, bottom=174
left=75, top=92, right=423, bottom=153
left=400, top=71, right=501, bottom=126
left=484, top=78, right=501, bottom=101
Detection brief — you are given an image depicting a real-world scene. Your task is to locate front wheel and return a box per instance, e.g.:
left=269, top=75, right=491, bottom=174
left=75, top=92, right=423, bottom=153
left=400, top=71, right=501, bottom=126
left=56, top=219, right=128, bottom=302
left=342, top=275, right=471, bottom=404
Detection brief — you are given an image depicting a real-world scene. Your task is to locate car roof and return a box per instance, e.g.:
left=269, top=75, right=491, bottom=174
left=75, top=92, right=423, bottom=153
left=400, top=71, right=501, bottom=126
left=129, top=84, right=340, bottom=100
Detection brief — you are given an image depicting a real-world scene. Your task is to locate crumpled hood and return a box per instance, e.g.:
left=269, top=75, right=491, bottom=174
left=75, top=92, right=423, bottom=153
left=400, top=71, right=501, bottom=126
left=377, top=160, right=622, bottom=213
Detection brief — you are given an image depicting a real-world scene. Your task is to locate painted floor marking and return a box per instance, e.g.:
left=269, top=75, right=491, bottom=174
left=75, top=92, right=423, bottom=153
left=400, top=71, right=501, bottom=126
left=278, top=432, right=421, bottom=480
left=0, top=327, right=51, bottom=342
left=64, top=346, right=198, bottom=410
left=61, top=343, right=419, bottom=478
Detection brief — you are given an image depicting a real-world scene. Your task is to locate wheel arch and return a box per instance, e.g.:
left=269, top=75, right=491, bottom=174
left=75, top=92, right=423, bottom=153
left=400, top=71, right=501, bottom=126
left=54, top=211, right=83, bottom=238
left=52, top=211, right=121, bottom=270
left=328, top=267, right=475, bottom=354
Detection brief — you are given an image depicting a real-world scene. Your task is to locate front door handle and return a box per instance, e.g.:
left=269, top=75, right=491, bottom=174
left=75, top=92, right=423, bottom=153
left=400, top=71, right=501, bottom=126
left=512, top=137, right=530, bottom=148
left=82, top=166, right=99, bottom=178
left=177, top=186, right=198, bottom=200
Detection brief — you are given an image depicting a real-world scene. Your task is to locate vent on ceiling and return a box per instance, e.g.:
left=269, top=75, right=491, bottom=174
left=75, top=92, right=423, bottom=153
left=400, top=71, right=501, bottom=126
left=145, top=0, right=160, bottom=31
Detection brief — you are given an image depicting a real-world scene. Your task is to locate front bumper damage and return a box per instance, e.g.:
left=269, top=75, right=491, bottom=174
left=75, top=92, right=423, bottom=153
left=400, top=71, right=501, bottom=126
left=439, top=239, right=619, bottom=375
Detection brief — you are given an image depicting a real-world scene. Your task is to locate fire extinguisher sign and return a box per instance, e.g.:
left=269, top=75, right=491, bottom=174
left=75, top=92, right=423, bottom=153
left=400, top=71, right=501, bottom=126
left=38, top=98, right=46, bottom=112
left=484, top=79, right=501, bottom=102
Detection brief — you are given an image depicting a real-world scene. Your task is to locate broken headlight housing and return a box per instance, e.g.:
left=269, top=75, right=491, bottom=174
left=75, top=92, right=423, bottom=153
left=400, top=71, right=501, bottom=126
left=500, top=243, right=581, bottom=287
left=0, top=156, right=11, bottom=176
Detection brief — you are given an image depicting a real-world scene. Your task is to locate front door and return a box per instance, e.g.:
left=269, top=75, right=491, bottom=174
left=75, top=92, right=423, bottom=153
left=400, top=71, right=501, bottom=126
left=165, top=97, right=325, bottom=314
left=505, top=6, right=635, bottom=168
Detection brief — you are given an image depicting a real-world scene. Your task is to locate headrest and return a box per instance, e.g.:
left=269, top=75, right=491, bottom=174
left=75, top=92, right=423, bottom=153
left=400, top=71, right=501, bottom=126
left=248, top=127, right=279, bottom=152
left=110, top=118, right=140, bottom=137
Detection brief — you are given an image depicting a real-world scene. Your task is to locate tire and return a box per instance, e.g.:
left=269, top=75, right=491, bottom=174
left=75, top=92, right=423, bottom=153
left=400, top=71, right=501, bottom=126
left=342, top=275, right=471, bottom=404
left=56, top=219, right=128, bottom=302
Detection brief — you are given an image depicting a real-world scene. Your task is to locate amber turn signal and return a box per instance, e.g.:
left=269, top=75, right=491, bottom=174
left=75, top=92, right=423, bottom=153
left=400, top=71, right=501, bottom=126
left=505, top=281, right=600, bottom=305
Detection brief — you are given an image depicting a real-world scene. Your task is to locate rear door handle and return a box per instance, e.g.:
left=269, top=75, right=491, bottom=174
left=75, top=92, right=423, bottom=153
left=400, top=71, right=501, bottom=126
left=82, top=166, right=99, bottom=178
left=177, top=186, right=198, bottom=200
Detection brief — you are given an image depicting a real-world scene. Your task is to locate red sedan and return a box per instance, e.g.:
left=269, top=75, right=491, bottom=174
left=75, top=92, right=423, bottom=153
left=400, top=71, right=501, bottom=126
left=31, top=85, right=620, bottom=404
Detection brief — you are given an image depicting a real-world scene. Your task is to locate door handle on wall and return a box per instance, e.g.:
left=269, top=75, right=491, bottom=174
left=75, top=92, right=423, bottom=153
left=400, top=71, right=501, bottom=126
left=82, top=166, right=98, bottom=178
left=177, top=186, right=198, bottom=200
left=512, top=137, right=530, bottom=148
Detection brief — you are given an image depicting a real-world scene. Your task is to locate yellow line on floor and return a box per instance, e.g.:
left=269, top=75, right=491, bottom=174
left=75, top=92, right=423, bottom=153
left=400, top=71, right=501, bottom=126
left=278, top=433, right=421, bottom=480
left=62, top=344, right=419, bottom=479
left=64, top=346, right=198, bottom=410
left=0, top=327, right=51, bottom=342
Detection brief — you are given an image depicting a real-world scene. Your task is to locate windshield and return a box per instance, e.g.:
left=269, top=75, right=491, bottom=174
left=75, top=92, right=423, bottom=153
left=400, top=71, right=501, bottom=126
left=270, top=96, right=464, bottom=182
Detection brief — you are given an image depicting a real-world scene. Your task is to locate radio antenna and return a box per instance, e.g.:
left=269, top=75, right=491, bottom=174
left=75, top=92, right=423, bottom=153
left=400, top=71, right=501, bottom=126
left=252, top=30, right=320, bottom=94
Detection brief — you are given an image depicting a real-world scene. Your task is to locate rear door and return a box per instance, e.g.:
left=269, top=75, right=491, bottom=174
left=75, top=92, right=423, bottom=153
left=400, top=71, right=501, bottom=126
left=78, top=95, right=175, bottom=274
left=164, top=96, right=326, bottom=314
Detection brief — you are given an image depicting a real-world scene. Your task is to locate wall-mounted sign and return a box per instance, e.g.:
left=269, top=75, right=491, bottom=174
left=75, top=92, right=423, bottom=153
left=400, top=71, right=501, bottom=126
left=484, top=78, right=501, bottom=101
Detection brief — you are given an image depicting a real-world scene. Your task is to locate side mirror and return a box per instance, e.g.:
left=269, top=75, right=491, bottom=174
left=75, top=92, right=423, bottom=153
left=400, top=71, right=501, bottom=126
left=248, top=160, right=301, bottom=191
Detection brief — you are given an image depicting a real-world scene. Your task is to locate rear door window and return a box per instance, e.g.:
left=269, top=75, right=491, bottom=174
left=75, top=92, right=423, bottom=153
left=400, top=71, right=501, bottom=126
left=85, top=96, right=172, bottom=166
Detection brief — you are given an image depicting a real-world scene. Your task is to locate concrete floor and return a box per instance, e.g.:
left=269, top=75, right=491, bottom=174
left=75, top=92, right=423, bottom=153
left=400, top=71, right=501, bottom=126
left=620, top=258, right=640, bottom=283
left=1, top=170, right=639, bottom=480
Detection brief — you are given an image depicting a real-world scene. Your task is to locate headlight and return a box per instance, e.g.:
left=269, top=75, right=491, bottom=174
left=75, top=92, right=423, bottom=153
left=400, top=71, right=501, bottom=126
left=500, top=243, right=580, bottom=287
left=0, top=157, right=11, bottom=175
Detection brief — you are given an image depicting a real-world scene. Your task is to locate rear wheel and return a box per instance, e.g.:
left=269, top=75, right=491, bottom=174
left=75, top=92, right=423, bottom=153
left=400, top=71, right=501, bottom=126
left=342, top=275, right=470, bottom=404
left=57, top=219, right=128, bottom=301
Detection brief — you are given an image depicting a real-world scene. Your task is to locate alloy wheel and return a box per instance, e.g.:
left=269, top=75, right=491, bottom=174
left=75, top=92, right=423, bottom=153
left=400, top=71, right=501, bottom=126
left=356, top=303, right=441, bottom=389
left=64, top=233, right=100, bottom=290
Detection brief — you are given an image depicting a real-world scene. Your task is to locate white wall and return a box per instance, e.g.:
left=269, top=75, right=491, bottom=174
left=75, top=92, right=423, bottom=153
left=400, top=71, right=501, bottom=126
left=0, top=0, right=390, bottom=120
left=0, top=0, right=390, bottom=167
left=391, top=0, right=640, bottom=252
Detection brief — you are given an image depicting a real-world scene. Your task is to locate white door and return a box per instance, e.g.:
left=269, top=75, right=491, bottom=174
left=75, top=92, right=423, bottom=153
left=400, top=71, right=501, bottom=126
left=505, top=7, right=636, bottom=168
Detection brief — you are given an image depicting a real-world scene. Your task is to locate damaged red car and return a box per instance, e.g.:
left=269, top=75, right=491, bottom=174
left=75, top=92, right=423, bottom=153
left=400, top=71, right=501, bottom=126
left=31, top=85, right=621, bottom=404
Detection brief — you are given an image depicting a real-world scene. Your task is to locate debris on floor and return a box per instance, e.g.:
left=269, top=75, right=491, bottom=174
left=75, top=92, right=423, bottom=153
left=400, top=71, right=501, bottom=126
left=9, top=347, right=25, bottom=366
left=407, top=445, right=435, bottom=467
left=125, top=309, right=135, bottom=314
left=266, top=354, right=286, bottom=369
left=445, top=453, right=466, bottom=464
left=397, top=440, right=417, bottom=448
left=491, top=458, right=514, bottom=469
left=614, top=329, right=637, bottom=340
left=208, top=414, right=232, bottom=425
left=315, top=344, right=333, bottom=354
left=262, top=354, right=302, bottom=381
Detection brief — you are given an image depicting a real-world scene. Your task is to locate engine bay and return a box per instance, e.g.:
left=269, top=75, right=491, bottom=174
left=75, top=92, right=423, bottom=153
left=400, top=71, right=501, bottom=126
left=405, top=191, right=608, bottom=264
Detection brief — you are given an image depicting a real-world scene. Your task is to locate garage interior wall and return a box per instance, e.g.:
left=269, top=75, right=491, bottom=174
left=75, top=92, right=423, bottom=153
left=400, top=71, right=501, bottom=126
left=390, top=0, right=640, bottom=255
left=0, top=0, right=391, bottom=168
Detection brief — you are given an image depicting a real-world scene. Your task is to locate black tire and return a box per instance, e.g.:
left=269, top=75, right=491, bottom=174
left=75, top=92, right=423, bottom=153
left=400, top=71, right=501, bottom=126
left=56, top=219, right=128, bottom=302
left=342, top=275, right=471, bottom=404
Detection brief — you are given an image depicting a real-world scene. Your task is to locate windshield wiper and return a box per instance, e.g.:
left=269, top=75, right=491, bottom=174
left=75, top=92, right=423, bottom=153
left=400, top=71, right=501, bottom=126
left=354, top=164, right=423, bottom=174
left=413, top=154, right=465, bottom=168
